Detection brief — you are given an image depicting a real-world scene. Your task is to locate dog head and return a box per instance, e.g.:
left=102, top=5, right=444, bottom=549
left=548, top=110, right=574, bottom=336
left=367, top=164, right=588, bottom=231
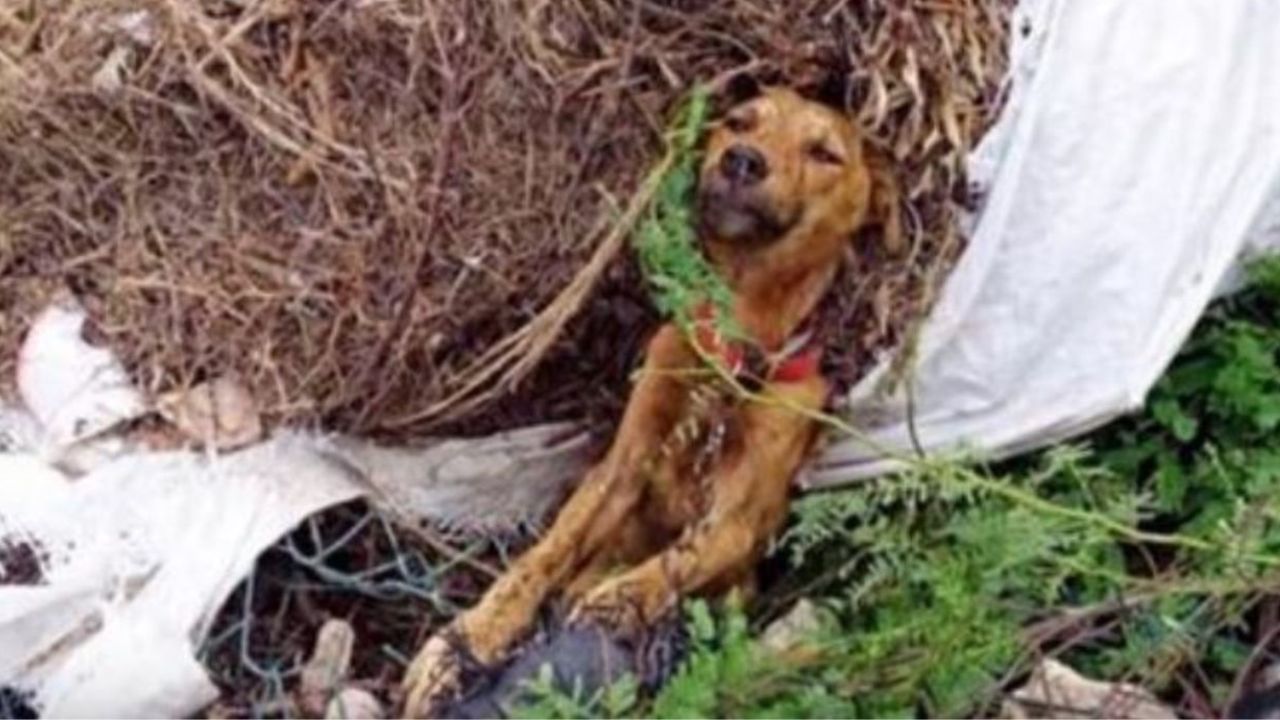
left=697, top=86, right=902, bottom=254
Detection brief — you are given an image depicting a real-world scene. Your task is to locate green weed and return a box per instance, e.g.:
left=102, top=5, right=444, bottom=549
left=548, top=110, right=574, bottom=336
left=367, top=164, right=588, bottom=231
left=632, top=87, right=741, bottom=340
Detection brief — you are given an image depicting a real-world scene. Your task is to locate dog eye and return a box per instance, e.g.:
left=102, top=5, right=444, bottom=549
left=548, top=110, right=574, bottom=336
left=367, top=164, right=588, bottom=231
left=723, top=113, right=754, bottom=133
left=807, top=142, right=843, bottom=165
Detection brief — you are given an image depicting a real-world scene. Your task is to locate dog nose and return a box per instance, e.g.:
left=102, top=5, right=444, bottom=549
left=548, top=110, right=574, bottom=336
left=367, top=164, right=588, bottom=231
left=719, top=144, right=768, bottom=185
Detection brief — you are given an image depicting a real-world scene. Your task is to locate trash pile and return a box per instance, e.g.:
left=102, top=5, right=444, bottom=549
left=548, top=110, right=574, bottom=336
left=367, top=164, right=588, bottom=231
left=0, top=0, right=1017, bottom=716
left=0, top=295, right=590, bottom=717
left=7, top=0, right=1280, bottom=716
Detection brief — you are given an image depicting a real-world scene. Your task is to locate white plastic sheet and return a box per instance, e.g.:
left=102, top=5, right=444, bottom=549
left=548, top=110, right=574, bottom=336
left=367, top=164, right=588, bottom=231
left=808, top=0, right=1280, bottom=485
left=16, top=296, right=146, bottom=471
left=0, top=427, right=590, bottom=718
left=0, top=303, right=590, bottom=718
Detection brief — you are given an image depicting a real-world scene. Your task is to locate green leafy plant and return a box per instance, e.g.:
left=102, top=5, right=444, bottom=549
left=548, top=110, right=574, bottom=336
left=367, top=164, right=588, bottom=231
left=513, top=665, right=641, bottom=720
left=633, top=87, right=741, bottom=340
left=1101, top=259, right=1280, bottom=531
left=649, top=599, right=860, bottom=719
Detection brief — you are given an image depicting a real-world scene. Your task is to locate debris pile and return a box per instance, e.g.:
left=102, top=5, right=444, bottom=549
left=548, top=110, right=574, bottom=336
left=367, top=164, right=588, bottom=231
left=0, top=0, right=1015, bottom=715
left=0, top=0, right=1013, bottom=438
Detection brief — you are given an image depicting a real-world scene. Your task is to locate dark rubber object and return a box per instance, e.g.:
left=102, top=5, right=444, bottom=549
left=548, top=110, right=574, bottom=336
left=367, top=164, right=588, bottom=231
left=438, top=616, right=686, bottom=719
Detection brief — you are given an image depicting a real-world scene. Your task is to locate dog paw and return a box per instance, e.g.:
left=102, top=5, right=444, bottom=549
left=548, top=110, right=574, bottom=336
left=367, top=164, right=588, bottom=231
left=401, top=630, right=470, bottom=718
left=568, top=576, right=661, bottom=639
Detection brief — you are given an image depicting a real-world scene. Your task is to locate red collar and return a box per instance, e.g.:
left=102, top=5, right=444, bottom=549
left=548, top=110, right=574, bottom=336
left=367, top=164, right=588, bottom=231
left=690, top=303, right=823, bottom=384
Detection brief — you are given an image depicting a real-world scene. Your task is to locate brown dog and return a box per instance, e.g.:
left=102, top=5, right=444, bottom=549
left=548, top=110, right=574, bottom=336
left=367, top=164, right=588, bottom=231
left=401, top=86, right=902, bottom=717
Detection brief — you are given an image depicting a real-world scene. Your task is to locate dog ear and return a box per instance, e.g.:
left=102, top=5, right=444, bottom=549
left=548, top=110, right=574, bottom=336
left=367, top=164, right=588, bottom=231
left=862, top=143, right=907, bottom=256
left=722, top=72, right=762, bottom=106
left=709, top=72, right=763, bottom=119
left=811, top=13, right=857, bottom=112
left=810, top=62, right=855, bottom=113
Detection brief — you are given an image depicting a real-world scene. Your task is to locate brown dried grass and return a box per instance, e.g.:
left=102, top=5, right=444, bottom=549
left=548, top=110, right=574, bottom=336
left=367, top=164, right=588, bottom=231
left=0, top=0, right=1013, bottom=439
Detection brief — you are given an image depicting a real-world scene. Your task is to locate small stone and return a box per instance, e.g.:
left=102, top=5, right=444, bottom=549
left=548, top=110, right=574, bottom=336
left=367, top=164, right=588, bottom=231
left=1263, top=661, right=1280, bottom=689
left=324, top=688, right=384, bottom=719
left=157, top=375, right=262, bottom=450
left=1004, top=659, right=1176, bottom=719
left=760, top=599, right=824, bottom=653
left=298, top=620, right=356, bottom=715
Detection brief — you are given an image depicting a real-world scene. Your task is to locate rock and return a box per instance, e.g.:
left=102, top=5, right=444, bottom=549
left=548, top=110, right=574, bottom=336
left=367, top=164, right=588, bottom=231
left=1004, top=659, right=1176, bottom=720
left=1227, top=661, right=1280, bottom=719
left=298, top=620, right=356, bottom=716
left=325, top=688, right=384, bottom=719
left=1263, top=661, right=1280, bottom=690
left=760, top=599, right=824, bottom=653
left=157, top=375, right=262, bottom=451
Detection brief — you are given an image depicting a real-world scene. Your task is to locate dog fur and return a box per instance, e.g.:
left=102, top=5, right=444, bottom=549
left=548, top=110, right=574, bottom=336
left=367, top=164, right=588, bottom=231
left=401, top=86, right=902, bottom=718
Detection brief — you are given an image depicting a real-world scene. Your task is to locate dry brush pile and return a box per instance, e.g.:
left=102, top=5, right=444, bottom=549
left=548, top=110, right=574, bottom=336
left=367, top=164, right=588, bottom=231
left=0, top=0, right=1012, bottom=440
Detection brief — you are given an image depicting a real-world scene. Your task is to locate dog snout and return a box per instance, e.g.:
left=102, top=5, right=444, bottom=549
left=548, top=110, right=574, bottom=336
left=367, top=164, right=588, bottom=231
left=719, top=144, right=768, bottom=186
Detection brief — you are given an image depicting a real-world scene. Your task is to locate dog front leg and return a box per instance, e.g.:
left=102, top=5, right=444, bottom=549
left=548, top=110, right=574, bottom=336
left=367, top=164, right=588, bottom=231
left=570, top=376, right=826, bottom=634
left=402, top=325, right=694, bottom=717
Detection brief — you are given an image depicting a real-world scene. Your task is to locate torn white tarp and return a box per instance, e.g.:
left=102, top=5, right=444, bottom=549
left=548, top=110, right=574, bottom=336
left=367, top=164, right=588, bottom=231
left=0, top=297, right=591, bottom=719
left=0, top=438, right=364, bottom=717
left=16, top=295, right=147, bottom=471
left=808, top=0, right=1280, bottom=485
left=0, top=426, right=589, bottom=718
